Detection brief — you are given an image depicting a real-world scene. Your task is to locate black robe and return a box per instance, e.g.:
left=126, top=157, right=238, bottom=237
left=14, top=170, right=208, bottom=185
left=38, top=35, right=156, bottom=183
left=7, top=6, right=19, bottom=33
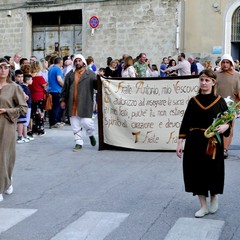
left=179, top=93, right=230, bottom=197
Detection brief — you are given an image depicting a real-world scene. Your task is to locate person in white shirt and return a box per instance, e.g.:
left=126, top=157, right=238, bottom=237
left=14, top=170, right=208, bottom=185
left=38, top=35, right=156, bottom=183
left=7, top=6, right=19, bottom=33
left=13, top=53, right=21, bottom=70
left=121, top=56, right=136, bottom=77
left=195, top=57, right=204, bottom=73
left=151, top=64, right=159, bottom=77
left=163, top=52, right=191, bottom=76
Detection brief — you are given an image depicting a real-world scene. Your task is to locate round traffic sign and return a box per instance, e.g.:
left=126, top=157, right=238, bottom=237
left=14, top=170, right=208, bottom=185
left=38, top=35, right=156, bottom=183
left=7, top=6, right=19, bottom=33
left=89, top=16, right=99, bottom=29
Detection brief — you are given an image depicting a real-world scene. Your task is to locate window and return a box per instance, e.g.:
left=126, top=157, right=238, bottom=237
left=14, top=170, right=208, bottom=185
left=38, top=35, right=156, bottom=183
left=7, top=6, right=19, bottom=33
left=231, top=7, right=240, bottom=42
left=32, top=10, right=82, bottom=26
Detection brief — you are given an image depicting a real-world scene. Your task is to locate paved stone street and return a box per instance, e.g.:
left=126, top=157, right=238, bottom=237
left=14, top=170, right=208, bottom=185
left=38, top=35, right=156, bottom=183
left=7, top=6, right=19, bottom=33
left=0, top=118, right=240, bottom=240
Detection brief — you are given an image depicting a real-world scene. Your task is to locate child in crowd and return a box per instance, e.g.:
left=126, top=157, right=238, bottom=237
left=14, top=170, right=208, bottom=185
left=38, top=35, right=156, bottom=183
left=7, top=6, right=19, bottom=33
left=16, top=70, right=28, bottom=143
left=15, top=69, right=24, bottom=84
left=98, top=67, right=105, bottom=77
left=16, top=74, right=34, bottom=143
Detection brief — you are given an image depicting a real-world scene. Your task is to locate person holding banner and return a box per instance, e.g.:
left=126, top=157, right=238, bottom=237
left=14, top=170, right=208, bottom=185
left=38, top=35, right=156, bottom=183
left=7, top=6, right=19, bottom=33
left=176, top=69, right=230, bottom=218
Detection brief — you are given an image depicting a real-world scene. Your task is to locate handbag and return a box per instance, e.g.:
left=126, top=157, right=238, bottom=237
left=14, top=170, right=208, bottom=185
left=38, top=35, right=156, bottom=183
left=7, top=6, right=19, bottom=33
left=43, top=92, right=52, bottom=111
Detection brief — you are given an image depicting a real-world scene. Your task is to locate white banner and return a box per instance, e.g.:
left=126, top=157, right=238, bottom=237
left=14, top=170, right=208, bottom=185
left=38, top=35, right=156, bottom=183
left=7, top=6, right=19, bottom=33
left=101, top=77, right=199, bottom=150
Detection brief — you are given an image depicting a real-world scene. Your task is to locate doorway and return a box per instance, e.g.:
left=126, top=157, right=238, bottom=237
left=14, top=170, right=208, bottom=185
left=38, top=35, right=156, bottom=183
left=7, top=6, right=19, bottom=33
left=231, top=6, right=240, bottom=60
left=31, top=10, right=82, bottom=59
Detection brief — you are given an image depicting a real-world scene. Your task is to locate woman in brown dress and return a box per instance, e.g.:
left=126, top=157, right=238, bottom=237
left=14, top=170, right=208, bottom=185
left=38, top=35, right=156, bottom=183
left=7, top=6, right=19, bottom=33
left=0, top=58, right=27, bottom=201
left=176, top=69, right=231, bottom=218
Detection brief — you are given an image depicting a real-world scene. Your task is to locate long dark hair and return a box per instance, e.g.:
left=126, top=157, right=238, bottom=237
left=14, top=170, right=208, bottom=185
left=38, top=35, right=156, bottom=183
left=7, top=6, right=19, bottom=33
left=168, top=59, right=176, bottom=67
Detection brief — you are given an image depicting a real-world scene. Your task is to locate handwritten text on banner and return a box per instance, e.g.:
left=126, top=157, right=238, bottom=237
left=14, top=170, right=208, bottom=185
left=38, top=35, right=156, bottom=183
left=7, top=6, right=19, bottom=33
left=101, top=78, right=199, bottom=150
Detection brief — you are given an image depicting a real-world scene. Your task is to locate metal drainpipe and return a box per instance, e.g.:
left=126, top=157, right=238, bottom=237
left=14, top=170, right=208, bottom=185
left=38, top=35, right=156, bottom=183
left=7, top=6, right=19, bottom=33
left=58, top=14, right=61, bottom=55
left=176, top=26, right=180, bottom=50
left=183, top=0, right=186, bottom=52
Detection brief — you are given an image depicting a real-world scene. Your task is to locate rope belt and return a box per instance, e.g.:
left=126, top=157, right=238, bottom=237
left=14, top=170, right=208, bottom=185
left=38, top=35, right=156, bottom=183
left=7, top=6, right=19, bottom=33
left=190, top=128, right=217, bottom=160
left=190, top=128, right=206, bottom=131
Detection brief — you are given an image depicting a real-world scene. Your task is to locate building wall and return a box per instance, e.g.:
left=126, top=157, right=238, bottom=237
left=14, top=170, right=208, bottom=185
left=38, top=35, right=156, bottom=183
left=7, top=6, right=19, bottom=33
left=0, top=0, right=180, bottom=67
left=1, top=0, right=239, bottom=67
left=184, top=0, right=223, bottom=55
left=83, top=0, right=180, bottom=67
left=184, top=0, right=240, bottom=61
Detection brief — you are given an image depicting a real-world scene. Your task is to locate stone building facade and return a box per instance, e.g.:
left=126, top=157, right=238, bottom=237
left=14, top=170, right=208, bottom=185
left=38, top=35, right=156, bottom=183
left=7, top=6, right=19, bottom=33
left=0, top=0, right=181, bottom=67
left=0, top=0, right=239, bottom=67
left=184, top=0, right=240, bottom=62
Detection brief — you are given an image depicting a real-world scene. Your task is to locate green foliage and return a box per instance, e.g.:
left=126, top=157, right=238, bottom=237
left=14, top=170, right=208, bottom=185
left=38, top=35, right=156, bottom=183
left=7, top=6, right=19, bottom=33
left=206, top=97, right=240, bottom=144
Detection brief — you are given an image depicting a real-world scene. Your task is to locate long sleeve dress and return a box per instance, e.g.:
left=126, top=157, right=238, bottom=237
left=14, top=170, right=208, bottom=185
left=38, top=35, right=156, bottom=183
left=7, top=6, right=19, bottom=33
left=179, top=93, right=230, bottom=197
left=0, top=82, right=27, bottom=193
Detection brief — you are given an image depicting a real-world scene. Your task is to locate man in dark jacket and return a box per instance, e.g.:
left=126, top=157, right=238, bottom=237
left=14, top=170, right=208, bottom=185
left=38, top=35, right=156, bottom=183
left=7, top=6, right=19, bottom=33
left=60, top=54, right=97, bottom=152
left=188, top=57, right=198, bottom=75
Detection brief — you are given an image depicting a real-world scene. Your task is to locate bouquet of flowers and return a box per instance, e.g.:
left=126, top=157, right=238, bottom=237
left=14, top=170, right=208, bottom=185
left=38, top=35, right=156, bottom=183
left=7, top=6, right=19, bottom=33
left=204, top=96, right=240, bottom=144
left=204, top=96, right=240, bottom=159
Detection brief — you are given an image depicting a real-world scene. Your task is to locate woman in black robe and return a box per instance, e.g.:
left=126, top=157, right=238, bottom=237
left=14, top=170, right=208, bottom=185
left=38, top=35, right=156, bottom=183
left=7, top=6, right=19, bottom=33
left=176, top=69, right=231, bottom=218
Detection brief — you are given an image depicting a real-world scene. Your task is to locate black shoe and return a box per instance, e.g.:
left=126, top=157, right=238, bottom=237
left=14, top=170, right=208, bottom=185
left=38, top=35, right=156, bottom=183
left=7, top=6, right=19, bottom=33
left=72, top=144, right=82, bottom=152
left=38, top=131, right=46, bottom=136
left=27, top=131, right=33, bottom=137
left=89, top=136, right=96, bottom=146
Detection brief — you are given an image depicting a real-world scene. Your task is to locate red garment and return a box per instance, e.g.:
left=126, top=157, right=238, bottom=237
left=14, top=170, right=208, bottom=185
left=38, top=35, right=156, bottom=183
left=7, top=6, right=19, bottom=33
left=29, top=76, right=46, bottom=101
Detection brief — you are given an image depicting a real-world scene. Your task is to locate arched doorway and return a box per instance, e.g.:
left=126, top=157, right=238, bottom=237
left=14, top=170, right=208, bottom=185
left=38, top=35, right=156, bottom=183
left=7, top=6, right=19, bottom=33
left=231, top=6, right=240, bottom=60
left=225, top=1, right=240, bottom=59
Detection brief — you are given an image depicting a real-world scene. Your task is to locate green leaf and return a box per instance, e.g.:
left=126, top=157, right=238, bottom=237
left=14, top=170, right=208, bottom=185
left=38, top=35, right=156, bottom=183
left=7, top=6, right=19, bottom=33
left=215, top=132, right=222, bottom=144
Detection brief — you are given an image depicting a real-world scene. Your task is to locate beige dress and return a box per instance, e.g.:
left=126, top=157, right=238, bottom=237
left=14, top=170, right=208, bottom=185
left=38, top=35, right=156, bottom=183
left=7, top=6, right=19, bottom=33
left=216, top=70, right=240, bottom=101
left=0, top=82, right=27, bottom=193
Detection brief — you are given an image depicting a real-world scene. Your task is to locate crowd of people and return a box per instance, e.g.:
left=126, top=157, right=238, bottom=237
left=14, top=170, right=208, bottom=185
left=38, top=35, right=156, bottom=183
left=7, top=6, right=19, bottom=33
left=1, top=51, right=240, bottom=149
left=0, top=53, right=99, bottom=201
left=0, top=51, right=240, bottom=219
left=96, top=52, right=240, bottom=79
